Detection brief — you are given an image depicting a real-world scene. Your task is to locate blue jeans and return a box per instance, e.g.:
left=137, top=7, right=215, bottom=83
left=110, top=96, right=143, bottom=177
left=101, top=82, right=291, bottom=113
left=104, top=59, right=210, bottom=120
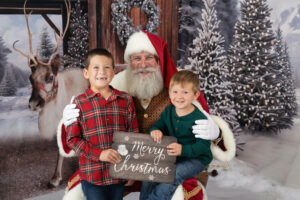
left=81, top=180, right=124, bottom=200
left=139, top=159, right=205, bottom=200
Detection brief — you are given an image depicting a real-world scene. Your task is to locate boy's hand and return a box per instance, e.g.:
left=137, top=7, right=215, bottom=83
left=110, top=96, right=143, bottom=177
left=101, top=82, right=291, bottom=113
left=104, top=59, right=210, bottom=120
left=124, top=180, right=135, bottom=187
left=167, top=143, right=182, bottom=156
left=99, top=149, right=121, bottom=164
left=150, top=130, right=163, bottom=143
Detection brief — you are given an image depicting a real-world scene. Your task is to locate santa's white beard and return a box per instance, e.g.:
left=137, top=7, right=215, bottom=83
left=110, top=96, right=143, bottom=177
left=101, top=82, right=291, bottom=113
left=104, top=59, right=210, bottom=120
left=126, top=66, right=164, bottom=100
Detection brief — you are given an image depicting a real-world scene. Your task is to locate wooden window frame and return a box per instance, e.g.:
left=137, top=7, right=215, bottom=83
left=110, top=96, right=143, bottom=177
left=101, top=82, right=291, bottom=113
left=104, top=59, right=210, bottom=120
left=0, top=0, right=87, bottom=53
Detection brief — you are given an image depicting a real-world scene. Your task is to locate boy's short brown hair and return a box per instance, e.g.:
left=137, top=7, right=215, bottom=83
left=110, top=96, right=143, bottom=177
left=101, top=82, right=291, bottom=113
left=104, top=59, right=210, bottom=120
left=84, top=48, right=115, bottom=69
left=169, top=70, right=200, bottom=94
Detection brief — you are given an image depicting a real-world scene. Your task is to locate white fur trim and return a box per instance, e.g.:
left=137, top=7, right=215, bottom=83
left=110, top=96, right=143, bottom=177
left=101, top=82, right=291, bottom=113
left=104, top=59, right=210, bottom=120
left=110, top=70, right=129, bottom=92
left=124, top=31, right=157, bottom=63
left=210, top=115, right=236, bottom=162
left=171, top=183, right=207, bottom=200
left=63, top=183, right=86, bottom=200
left=57, top=120, right=76, bottom=157
left=198, top=181, right=208, bottom=200
left=171, top=184, right=184, bottom=200
left=192, top=100, right=205, bottom=112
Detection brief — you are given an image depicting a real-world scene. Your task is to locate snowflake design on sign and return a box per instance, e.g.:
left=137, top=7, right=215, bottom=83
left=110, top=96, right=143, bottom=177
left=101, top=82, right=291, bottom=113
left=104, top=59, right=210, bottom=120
left=124, top=136, right=129, bottom=141
left=117, top=145, right=128, bottom=156
left=133, top=153, right=139, bottom=159
left=148, top=175, right=155, bottom=181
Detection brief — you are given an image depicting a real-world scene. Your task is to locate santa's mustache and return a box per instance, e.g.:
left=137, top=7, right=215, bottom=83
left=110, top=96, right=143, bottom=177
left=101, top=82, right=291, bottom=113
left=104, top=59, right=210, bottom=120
left=132, top=67, right=157, bottom=74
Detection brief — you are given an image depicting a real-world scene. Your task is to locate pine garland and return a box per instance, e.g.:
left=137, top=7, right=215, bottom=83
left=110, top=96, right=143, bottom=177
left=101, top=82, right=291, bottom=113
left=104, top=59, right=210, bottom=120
left=111, top=0, right=161, bottom=45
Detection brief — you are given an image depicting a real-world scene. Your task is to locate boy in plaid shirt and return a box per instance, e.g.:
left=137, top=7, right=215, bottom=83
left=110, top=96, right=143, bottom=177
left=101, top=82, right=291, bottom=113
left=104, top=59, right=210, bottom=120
left=66, top=48, right=139, bottom=200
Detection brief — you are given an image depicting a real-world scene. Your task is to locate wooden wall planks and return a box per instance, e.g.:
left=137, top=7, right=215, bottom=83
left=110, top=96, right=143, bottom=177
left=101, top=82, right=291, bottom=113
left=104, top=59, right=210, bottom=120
left=98, top=0, right=178, bottom=65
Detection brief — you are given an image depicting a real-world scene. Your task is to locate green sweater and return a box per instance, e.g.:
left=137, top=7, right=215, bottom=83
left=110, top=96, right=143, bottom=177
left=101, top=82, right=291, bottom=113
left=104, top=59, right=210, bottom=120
left=150, top=105, right=213, bottom=166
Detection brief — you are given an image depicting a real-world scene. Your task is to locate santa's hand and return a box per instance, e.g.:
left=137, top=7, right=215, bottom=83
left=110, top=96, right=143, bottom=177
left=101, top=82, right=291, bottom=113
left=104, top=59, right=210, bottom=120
left=62, top=96, right=79, bottom=127
left=192, top=111, right=219, bottom=140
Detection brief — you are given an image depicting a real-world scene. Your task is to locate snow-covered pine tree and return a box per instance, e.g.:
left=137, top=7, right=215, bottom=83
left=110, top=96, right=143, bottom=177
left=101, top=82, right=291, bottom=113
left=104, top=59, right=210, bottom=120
left=9, top=63, right=30, bottom=88
left=0, top=67, right=17, bottom=96
left=38, top=26, right=55, bottom=62
left=185, top=0, right=241, bottom=137
left=215, top=0, right=239, bottom=49
left=274, top=28, right=297, bottom=117
left=227, top=0, right=291, bottom=132
left=63, top=0, right=88, bottom=68
left=178, top=0, right=203, bottom=68
left=0, top=36, right=11, bottom=83
left=284, top=43, right=298, bottom=115
left=177, top=0, right=238, bottom=68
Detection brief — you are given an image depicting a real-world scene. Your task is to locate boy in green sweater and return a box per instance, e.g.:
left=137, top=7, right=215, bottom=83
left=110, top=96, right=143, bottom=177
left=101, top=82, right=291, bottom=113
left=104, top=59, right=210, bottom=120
left=140, top=70, right=212, bottom=200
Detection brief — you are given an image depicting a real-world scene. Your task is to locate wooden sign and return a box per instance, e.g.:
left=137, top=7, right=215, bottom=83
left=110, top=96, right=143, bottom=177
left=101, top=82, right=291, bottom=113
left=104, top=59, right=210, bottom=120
left=109, top=131, right=177, bottom=183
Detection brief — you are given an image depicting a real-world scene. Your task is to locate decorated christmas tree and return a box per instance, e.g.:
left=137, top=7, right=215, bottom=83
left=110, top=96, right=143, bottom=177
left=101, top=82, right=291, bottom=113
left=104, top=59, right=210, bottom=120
left=227, top=0, right=292, bottom=132
left=38, top=26, right=55, bottom=62
left=274, top=28, right=297, bottom=117
left=63, top=0, right=88, bottom=68
left=185, top=0, right=241, bottom=137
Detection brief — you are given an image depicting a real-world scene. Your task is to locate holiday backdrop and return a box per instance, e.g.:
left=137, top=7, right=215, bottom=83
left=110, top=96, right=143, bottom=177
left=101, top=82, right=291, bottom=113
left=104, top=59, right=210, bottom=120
left=0, top=0, right=300, bottom=199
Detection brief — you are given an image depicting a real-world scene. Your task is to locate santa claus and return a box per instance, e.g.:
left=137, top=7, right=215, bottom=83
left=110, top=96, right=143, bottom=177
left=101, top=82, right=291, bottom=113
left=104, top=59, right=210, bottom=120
left=58, top=30, right=235, bottom=200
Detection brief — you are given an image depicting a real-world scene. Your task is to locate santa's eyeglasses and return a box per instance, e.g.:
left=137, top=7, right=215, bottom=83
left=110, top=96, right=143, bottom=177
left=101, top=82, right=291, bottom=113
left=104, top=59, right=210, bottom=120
left=130, top=54, right=157, bottom=65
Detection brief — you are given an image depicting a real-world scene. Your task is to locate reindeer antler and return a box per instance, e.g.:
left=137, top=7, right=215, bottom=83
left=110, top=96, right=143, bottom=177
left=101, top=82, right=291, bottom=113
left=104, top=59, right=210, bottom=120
left=13, top=0, right=38, bottom=68
left=45, top=0, right=71, bottom=65
left=13, top=0, right=71, bottom=67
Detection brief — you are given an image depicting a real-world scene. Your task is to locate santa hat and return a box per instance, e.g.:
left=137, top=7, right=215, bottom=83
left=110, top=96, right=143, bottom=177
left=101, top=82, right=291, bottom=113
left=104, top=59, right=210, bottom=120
left=124, top=30, right=209, bottom=113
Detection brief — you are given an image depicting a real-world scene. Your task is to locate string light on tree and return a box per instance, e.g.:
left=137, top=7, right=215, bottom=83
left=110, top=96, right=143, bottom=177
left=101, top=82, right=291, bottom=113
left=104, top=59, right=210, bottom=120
left=227, top=0, right=292, bottom=132
left=63, top=0, right=88, bottom=69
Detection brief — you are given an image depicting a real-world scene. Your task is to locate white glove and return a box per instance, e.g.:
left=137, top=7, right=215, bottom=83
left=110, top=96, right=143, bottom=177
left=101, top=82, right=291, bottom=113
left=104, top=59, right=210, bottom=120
left=192, top=110, right=220, bottom=140
left=62, top=96, right=79, bottom=127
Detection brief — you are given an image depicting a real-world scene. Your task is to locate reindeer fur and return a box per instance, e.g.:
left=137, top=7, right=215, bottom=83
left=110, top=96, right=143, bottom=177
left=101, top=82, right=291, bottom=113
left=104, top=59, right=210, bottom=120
left=38, top=69, right=88, bottom=140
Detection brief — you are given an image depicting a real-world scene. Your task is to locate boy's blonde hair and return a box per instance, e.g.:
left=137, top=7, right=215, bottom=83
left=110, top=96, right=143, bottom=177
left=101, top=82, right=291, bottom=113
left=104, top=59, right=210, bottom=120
left=169, top=70, right=200, bottom=94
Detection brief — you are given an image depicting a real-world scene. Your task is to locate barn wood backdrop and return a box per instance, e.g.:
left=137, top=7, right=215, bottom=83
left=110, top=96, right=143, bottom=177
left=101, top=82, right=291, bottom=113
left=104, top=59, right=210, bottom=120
left=94, top=0, right=179, bottom=65
left=0, top=0, right=179, bottom=65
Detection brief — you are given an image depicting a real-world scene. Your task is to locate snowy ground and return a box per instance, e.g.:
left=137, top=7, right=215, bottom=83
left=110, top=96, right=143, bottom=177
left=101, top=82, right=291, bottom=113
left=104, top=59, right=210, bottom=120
left=1, top=87, right=300, bottom=200
left=0, top=86, right=39, bottom=142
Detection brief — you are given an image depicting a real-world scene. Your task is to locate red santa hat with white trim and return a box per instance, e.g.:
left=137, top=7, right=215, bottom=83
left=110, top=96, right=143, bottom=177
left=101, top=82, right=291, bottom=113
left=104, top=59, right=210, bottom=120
left=124, top=30, right=210, bottom=113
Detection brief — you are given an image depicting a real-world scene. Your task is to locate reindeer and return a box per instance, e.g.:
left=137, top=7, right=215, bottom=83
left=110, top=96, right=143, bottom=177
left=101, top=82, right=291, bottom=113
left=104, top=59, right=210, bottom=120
left=13, top=0, right=89, bottom=187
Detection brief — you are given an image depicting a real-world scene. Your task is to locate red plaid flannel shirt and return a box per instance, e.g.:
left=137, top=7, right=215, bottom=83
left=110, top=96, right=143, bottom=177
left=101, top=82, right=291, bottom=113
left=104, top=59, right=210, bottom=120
left=66, top=87, right=139, bottom=186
